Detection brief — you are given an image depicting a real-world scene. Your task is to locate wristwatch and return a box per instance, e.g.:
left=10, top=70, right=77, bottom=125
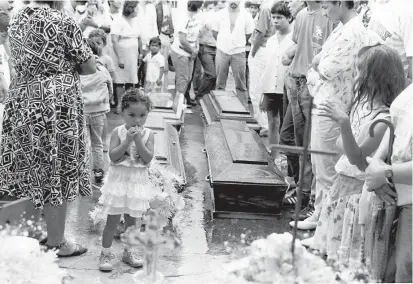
left=385, top=164, right=394, bottom=185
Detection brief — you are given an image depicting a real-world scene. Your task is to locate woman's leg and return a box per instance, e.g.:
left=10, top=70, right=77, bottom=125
left=102, top=114, right=108, bottom=153
left=43, top=202, right=67, bottom=247
left=90, top=114, right=105, bottom=184
left=171, top=51, right=190, bottom=95
left=265, top=94, right=281, bottom=160
left=115, top=84, right=126, bottom=114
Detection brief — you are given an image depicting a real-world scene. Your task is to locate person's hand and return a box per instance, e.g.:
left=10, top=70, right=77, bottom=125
left=133, top=126, right=144, bottom=142
left=259, top=95, right=268, bottom=112
left=156, top=79, right=162, bottom=86
left=118, top=62, right=125, bottom=69
left=282, top=54, right=292, bottom=66
left=317, top=100, right=349, bottom=125
left=82, top=15, right=97, bottom=28
left=126, top=126, right=139, bottom=142
left=365, top=157, right=388, bottom=190
left=372, top=184, right=398, bottom=206
left=10, top=67, right=16, bottom=79
left=312, top=53, right=322, bottom=71
left=190, top=49, right=198, bottom=60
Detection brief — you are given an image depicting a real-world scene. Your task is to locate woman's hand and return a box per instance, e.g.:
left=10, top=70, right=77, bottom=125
left=317, top=100, right=349, bottom=125
left=372, top=184, right=398, bottom=206
left=156, top=79, right=162, bottom=86
left=312, top=53, right=322, bottom=72
left=365, top=157, right=388, bottom=189
left=259, top=95, right=268, bottom=113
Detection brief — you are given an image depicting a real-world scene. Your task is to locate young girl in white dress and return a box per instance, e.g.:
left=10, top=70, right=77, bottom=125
left=98, top=89, right=156, bottom=272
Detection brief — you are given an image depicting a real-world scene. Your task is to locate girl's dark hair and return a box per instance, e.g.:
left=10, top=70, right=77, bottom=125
left=271, top=1, right=292, bottom=20
left=149, top=36, right=161, bottom=47
left=187, top=1, right=203, bottom=12
left=85, top=38, right=101, bottom=55
left=121, top=88, right=153, bottom=112
left=352, top=44, right=406, bottom=117
left=122, top=1, right=138, bottom=17
left=88, top=28, right=107, bottom=45
left=0, top=10, right=10, bottom=32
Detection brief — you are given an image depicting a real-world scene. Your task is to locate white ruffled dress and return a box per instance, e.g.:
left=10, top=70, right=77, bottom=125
left=99, top=125, right=157, bottom=218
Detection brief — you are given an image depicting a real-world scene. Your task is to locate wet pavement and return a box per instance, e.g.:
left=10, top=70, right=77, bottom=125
left=58, top=105, right=313, bottom=284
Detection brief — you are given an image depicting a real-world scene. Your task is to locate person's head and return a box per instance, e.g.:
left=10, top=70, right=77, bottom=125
left=86, top=38, right=102, bottom=56
left=216, top=0, right=227, bottom=10
left=149, top=36, right=161, bottom=54
left=0, top=10, right=10, bottom=45
left=271, top=1, right=292, bottom=30
left=204, top=1, right=217, bottom=11
left=86, top=0, right=100, bottom=14
left=249, top=0, right=260, bottom=17
left=187, top=1, right=203, bottom=13
left=228, top=0, right=240, bottom=9
left=88, top=29, right=106, bottom=55
left=123, top=0, right=139, bottom=17
left=34, top=1, right=65, bottom=11
left=352, top=44, right=406, bottom=112
left=288, top=0, right=306, bottom=18
left=0, top=1, right=13, bottom=12
left=108, top=0, right=122, bottom=9
left=321, top=1, right=355, bottom=22
left=121, top=88, right=152, bottom=128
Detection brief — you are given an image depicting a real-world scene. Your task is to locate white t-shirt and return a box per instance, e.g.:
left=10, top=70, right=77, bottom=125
left=143, top=52, right=165, bottom=83
left=368, top=0, right=412, bottom=76
left=171, top=13, right=202, bottom=57
left=212, top=9, right=254, bottom=55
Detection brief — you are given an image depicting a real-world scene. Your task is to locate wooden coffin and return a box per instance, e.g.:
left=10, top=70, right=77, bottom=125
left=204, top=120, right=287, bottom=219
left=0, top=197, right=36, bottom=226
left=145, top=115, right=186, bottom=187
left=200, top=90, right=260, bottom=131
left=148, top=92, right=186, bottom=131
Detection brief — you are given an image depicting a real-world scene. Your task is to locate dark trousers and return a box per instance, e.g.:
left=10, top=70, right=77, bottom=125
left=280, top=89, right=300, bottom=183
left=195, top=44, right=217, bottom=99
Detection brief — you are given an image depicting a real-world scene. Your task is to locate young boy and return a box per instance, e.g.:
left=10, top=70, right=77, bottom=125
left=82, top=39, right=113, bottom=186
left=143, top=37, right=165, bottom=94
left=258, top=1, right=293, bottom=161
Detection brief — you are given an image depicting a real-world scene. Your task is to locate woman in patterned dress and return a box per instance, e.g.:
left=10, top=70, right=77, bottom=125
left=0, top=0, right=96, bottom=256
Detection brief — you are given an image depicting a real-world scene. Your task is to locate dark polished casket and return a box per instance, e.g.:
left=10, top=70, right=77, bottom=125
left=204, top=120, right=287, bottom=219
left=148, top=92, right=185, bottom=132
left=200, top=90, right=260, bottom=131
left=145, top=115, right=186, bottom=187
left=0, top=196, right=36, bottom=226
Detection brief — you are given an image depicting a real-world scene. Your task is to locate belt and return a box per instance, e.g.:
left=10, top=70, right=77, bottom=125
left=200, top=44, right=216, bottom=49
left=161, top=31, right=171, bottom=36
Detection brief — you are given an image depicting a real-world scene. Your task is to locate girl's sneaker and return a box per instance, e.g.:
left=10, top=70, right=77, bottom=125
left=99, top=251, right=115, bottom=272
left=122, top=249, right=143, bottom=268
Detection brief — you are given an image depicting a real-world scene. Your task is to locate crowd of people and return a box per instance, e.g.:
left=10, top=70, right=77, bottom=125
left=0, top=0, right=411, bottom=281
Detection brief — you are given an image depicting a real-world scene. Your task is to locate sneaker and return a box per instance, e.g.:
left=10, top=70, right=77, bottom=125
left=300, top=236, right=315, bottom=248
left=94, top=169, right=104, bottom=184
left=99, top=252, right=115, bottom=272
left=122, top=249, right=143, bottom=268
left=289, top=214, right=318, bottom=230
left=290, top=201, right=314, bottom=221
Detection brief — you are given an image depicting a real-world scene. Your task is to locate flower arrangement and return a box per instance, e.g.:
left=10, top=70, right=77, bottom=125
left=89, top=163, right=185, bottom=231
left=224, top=232, right=371, bottom=284
left=0, top=221, right=67, bottom=284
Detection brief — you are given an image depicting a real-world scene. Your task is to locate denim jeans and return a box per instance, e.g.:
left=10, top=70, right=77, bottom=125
left=188, top=56, right=203, bottom=96
left=171, top=50, right=194, bottom=95
left=86, top=113, right=106, bottom=171
left=310, top=114, right=341, bottom=216
left=280, top=96, right=300, bottom=184
left=284, top=74, right=313, bottom=193
left=216, top=49, right=248, bottom=106
left=395, top=204, right=412, bottom=283
left=196, top=44, right=216, bottom=99
left=248, top=46, right=269, bottom=130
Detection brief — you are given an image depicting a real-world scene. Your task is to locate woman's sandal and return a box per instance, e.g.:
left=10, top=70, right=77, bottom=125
left=44, top=241, right=88, bottom=258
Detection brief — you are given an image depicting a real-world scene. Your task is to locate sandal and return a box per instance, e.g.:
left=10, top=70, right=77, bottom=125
left=46, top=241, right=88, bottom=258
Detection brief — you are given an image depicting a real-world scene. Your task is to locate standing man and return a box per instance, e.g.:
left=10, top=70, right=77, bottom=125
left=248, top=0, right=274, bottom=137
left=212, top=0, right=254, bottom=106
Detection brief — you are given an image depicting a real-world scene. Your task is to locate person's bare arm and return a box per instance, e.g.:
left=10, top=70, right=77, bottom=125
left=178, top=32, right=195, bottom=55
left=134, top=131, right=154, bottom=164
left=250, top=30, right=264, bottom=58
left=212, top=30, right=218, bottom=40
left=111, top=34, right=124, bottom=67
left=109, top=128, right=132, bottom=162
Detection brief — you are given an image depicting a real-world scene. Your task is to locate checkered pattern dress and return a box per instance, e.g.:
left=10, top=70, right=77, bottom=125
left=0, top=7, right=93, bottom=208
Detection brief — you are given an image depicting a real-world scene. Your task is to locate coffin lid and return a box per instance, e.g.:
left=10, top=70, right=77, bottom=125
left=211, top=90, right=250, bottom=115
left=150, top=92, right=176, bottom=110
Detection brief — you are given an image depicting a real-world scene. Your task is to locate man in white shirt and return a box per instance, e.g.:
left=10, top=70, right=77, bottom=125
left=212, top=0, right=254, bottom=105
left=367, top=0, right=412, bottom=83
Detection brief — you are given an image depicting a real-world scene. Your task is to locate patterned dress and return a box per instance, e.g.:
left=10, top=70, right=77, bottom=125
left=0, top=7, right=93, bottom=208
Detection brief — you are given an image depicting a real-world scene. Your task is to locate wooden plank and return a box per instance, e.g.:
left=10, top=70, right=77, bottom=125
left=150, top=92, right=175, bottom=111
left=211, top=90, right=249, bottom=115
left=215, top=164, right=284, bottom=184
left=213, top=211, right=281, bottom=220
left=165, top=123, right=187, bottom=185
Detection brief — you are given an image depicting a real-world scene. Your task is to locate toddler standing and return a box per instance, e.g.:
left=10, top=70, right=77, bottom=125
left=98, top=89, right=156, bottom=272
left=143, top=37, right=165, bottom=94
left=81, top=39, right=113, bottom=185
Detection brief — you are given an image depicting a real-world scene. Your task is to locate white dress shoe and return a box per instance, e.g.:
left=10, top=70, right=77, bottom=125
left=289, top=219, right=317, bottom=230
left=300, top=236, right=315, bottom=248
